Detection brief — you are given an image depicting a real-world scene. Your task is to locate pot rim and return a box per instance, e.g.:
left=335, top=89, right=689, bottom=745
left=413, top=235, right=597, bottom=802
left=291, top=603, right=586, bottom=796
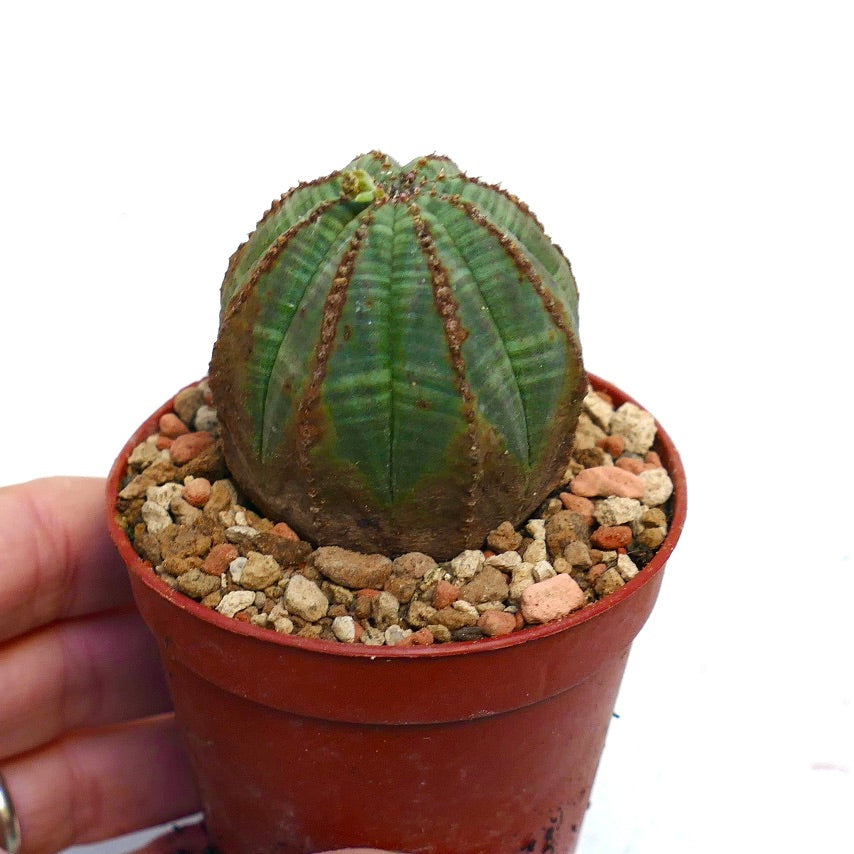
left=106, top=372, right=686, bottom=660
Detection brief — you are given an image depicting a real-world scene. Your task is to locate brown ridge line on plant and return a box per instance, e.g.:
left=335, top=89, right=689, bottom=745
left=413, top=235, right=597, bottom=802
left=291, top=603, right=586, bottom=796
left=222, top=170, right=343, bottom=297
left=452, top=197, right=573, bottom=338
left=408, top=203, right=482, bottom=540
left=295, top=211, right=374, bottom=518
left=450, top=194, right=586, bottom=490
left=220, top=198, right=340, bottom=325
left=463, top=174, right=577, bottom=288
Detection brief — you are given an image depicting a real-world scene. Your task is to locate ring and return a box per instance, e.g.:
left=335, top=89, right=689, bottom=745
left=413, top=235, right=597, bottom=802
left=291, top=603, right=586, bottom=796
left=0, top=770, right=21, bottom=854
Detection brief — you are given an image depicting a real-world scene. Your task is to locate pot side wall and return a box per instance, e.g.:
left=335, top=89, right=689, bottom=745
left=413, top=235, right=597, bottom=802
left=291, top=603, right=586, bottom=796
left=108, top=373, right=686, bottom=854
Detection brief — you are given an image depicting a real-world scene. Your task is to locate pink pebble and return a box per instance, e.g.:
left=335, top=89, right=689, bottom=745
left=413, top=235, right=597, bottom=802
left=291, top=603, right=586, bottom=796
left=170, top=431, right=215, bottom=464
left=615, top=457, right=646, bottom=474
left=271, top=521, right=299, bottom=541
left=558, top=492, right=595, bottom=525
left=433, top=579, right=460, bottom=610
left=520, top=574, right=586, bottom=624
left=570, top=465, right=645, bottom=499
left=159, top=412, right=189, bottom=439
left=182, top=477, right=211, bottom=507
left=477, top=609, right=517, bottom=637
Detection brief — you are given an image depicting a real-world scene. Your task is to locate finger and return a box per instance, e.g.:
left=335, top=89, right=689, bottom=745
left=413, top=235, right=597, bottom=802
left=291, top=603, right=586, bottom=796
left=0, top=607, right=171, bottom=760
left=0, top=477, right=133, bottom=643
left=1, top=714, right=200, bottom=854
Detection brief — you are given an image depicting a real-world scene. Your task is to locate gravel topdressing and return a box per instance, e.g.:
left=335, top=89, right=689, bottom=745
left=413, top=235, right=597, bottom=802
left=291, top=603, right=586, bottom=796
left=115, top=379, right=674, bottom=646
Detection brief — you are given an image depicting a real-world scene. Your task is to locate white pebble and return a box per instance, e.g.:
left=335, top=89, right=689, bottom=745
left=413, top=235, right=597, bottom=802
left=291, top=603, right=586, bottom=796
left=451, top=600, right=479, bottom=619
left=583, top=389, right=614, bottom=430
left=509, top=562, right=535, bottom=602
left=523, top=539, right=547, bottom=564
left=525, top=519, right=546, bottom=541
left=194, top=404, right=219, bottom=433
left=450, top=550, right=484, bottom=582
left=617, top=554, right=640, bottom=581
left=273, top=616, right=294, bottom=634
left=384, top=625, right=412, bottom=646
left=284, top=574, right=329, bottom=622
left=228, top=556, right=248, bottom=583
left=332, top=615, right=357, bottom=643
left=225, top=525, right=259, bottom=542
left=532, top=560, right=556, bottom=582
left=594, top=497, right=644, bottom=527
left=486, top=550, right=522, bottom=570
left=640, top=468, right=673, bottom=506
left=146, top=482, right=183, bottom=508
left=141, top=500, right=172, bottom=534
left=610, top=403, right=656, bottom=454
left=216, top=590, right=255, bottom=618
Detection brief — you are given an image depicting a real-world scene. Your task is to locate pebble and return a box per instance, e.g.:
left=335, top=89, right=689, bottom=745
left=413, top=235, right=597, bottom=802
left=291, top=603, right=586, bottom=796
left=169, top=431, right=215, bottom=465
left=450, top=549, right=484, bottom=582
left=271, top=521, right=299, bottom=540
left=563, top=540, right=592, bottom=568
left=610, top=403, right=656, bottom=454
left=509, top=562, right=535, bottom=602
left=182, top=477, right=211, bottom=507
left=141, top=500, right=172, bottom=534
left=310, top=546, right=393, bottom=590
left=332, top=615, right=358, bottom=643
left=459, top=565, right=510, bottom=605
left=194, top=405, right=219, bottom=433
left=597, top=434, right=625, bottom=458
left=520, top=574, right=586, bottom=624
left=583, top=389, right=614, bottom=430
left=371, top=591, right=401, bottom=629
left=525, top=519, right=546, bottom=541
left=485, top=550, right=522, bottom=570
left=400, top=627, right=434, bottom=646
left=558, top=492, right=595, bottom=524
left=477, top=609, right=517, bottom=637
left=594, top=497, right=644, bottom=527
left=590, top=525, right=633, bottom=549
left=173, top=386, right=204, bottom=424
left=432, top=579, right=459, bottom=609
left=532, top=560, right=556, bottom=582
left=384, top=625, right=412, bottom=646
left=573, top=412, right=607, bottom=450
left=593, top=567, right=625, bottom=596
left=545, top=510, right=589, bottom=554
left=176, top=568, right=221, bottom=599
left=638, top=527, right=666, bottom=549
left=273, top=615, right=295, bottom=634
left=523, top=539, right=547, bottom=564
left=640, top=468, right=674, bottom=506
left=434, top=604, right=478, bottom=630
left=216, top=590, right=255, bottom=618
left=486, top=521, right=523, bottom=552
left=284, top=574, right=329, bottom=622
left=204, top=542, right=238, bottom=576
left=407, top=599, right=439, bottom=627
left=159, top=413, right=189, bottom=438
left=236, top=552, right=282, bottom=590
left=569, top=466, right=645, bottom=499
left=225, top=525, right=260, bottom=543
left=616, top=554, right=640, bottom=581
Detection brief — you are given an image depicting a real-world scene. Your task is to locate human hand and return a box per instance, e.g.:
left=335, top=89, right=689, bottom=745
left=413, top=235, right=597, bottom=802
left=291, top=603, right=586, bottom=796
left=0, top=478, right=400, bottom=854
left=0, top=477, right=199, bottom=853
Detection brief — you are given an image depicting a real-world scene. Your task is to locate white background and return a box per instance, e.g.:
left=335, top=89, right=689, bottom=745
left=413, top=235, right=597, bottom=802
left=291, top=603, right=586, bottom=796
left=1, top=1, right=852, bottom=852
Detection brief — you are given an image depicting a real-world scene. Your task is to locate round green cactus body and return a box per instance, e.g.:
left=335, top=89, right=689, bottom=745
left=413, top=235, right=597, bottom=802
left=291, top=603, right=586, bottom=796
left=210, top=152, right=585, bottom=559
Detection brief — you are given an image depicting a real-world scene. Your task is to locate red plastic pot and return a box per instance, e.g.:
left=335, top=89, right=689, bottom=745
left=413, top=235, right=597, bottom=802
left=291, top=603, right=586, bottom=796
left=106, top=374, right=686, bottom=854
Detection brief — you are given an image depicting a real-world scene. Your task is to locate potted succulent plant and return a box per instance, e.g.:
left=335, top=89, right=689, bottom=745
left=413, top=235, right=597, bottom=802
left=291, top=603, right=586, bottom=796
left=107, top=152, right=686, bottom=854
